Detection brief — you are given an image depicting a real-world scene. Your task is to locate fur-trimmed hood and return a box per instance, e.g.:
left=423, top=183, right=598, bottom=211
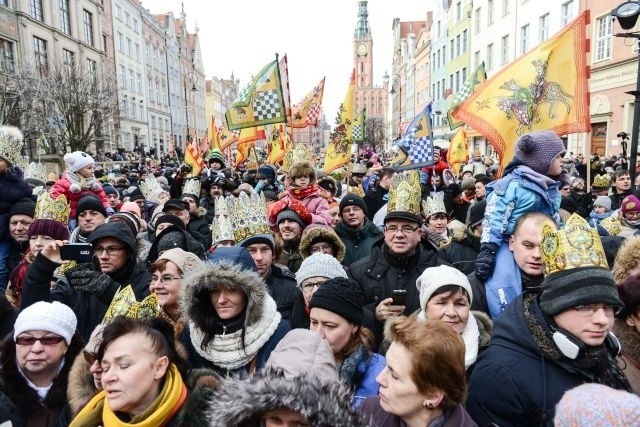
left=612, top=236, right=640, bottom=283
left=206, top=370, right=366, bottom=426
left=181, top=260, right=268, bottom=327
left=299, top=224, right=346, bottom=262
left=473, top=310, right=493, bottom=349
left=613, top=319, right=640, bottom=364
left=288, top=161, right=316, bottom=182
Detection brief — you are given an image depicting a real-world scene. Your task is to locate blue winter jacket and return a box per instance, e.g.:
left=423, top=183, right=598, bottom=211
left=351, top=352, right=386, bottom=408
left=481, top=166, right=561, bottom=246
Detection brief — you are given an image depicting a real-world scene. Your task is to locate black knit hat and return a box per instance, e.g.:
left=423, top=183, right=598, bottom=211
left=127, top=187, right=145, bottom=202
left=76, top=195, right=107, bottom=219
left=339, top=194, right=367, bottom=215
left=9, top=198, right=36, bottom=218
left=309, top=277, right=364, bottom=326
left=539, top=267, right=623, bottom=316
left=155, top=214, right=186, bottom=230
left=467, top=200, right=486, bottom=228
left=103, top=184, right=119, bottom=197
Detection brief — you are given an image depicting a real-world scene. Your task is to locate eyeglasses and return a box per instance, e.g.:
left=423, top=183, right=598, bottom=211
left=151, top=275, right=182, bottom=285
left=15, top=335, right=65, bottom=346
left=572, top=304, right=620, bottom=317
left=310, top=243, right=333, bottom=254
left=94, top=246, right=125, bottom=257
left=300, top=281, right=325, bottom=293
left=84, top=351, right=98, bottom=365
left=384, top=225, right=420, bottom=235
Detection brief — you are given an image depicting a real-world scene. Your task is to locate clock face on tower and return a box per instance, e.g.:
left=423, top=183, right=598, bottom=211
left=357, top=43, right=368, bottom=56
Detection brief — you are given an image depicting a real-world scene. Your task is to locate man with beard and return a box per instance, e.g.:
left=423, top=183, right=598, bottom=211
left=335, top=194, right=381, bottom=266
left=275, top=208, right=308, bottom=273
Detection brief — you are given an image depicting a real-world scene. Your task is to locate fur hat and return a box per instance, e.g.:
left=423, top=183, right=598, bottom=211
left=416, top=265, right=473, bottom=312
left=157, top=248, right=204, bottom=277
left=309, top=277, right=364, bottom=326
left=295, top=253, right=347, bottom=286
left=299, top=224, right=346, bottom=262
left=514, top=130, right=565, bottom=175
left=317, top=175, right=338, bottom=197
left=594, top=196, right=612, bottom=211
left=555, top=383, right=640, bottom=427
left=14, top=301, right=77, bottom=345
left=288, top=161, right=316, bottom=182
left=63, top=151, right=95, bottom=173
left=467, top=200, right=486, bottom=228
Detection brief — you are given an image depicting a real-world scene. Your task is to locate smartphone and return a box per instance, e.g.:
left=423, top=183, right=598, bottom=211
left=391, top=289, right=407, bottom=306
left=60, top=243, right=93, bottom=262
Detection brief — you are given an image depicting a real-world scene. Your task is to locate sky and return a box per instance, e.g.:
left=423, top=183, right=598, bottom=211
left=147, top=0, right=431, bottom=123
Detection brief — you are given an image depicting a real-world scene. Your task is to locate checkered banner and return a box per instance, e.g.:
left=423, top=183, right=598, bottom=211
left=253, top=90, right=283, bottom=121
left=352, top=124, right=363, bottom=141
left=408, top=135, right=434, bottom=165
left=306, top=103, right=321, bottom=123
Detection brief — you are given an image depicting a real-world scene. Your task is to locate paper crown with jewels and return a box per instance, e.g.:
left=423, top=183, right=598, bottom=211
left=34, top=192, right=70, bottom=225
left=211, top=214, right=235, bottom=245
left=227, top=191, right=270, bottom=243
left=599, top=215, right=621, bottom=236
left=592, top=174, right=611, bottom=189
left=214, top=195, right=229, bottom=216
left=0, top=125, right=24, bottom=166
left=422, top=192, right=447, bottom=218
left=24, top=162, right=47, bottom=186
left=103, top=285, right=163, bottom=322
left=181, top=178, right=201, bottom=199
left=386, top=170, right=422, bottom=221
left=140, top=175, right=162, bottom=200
left=291, top=144, right=313, bottom=165
left=246, top=147, right=260, bottom=170
left=540, top=213, right=608, bottom=276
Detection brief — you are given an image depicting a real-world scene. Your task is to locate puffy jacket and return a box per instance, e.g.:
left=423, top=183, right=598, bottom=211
left=481, top=166, right=560, bottom=246
left=351, top=353, right=386, bottom=408
left=50, top=174, right=111, bottom=219
left=265, top=264, right=299, bottom=321
left=335, top=219, right=382, bottom=266
left=273, top=191, right=331, bottom=226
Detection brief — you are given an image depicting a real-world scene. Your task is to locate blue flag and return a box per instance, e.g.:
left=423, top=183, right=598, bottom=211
left=393, top=102, right=434, bottom=171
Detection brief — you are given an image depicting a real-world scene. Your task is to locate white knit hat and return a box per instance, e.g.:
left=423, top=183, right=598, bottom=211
left=14, top=301, right=77, bottom=345
left=295, top=253, right=347, bottom=286
left=64, top=151, right=95, bottom=173
left=157, top=247, right=204, bottom=277
left=416, top=265, right=473, bottom=311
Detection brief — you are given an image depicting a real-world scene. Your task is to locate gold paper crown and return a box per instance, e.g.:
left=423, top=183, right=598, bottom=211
left=24, top=162, right=47, bottom=185
left=182, top=178, right=201, bottom=198
left=0, top=125, right=24, bottom=166
left=103, top=285, right=163, bottom=322
left=291, top=144, right=313, bottom=165
left=214, top=195, right=229, bottom=216
left=211, top=214, right=235, bottom=245
left=246, top=147, right=260, bottom=170
left=422, top=192, right=446, bottom=218
left=228, top=191, right=270, bottom=243
left=599, top=215, right=621, bottom=236
left=387, top=170, right=421, bottom=216
left=34, top=192, right=70, bottom=225
left=592, top=174, right=611, bottom=189
left=351, top=162, right=368, bottom=175
left=541, top=214, right=608, bottom=276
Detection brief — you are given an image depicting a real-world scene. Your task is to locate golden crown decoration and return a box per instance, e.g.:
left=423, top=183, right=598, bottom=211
left=227, top=191, right=271, bottom=243
left=350, top=161, right=368, bottom=175
left=182, top=177, right=201, bottom=198
left=211, top=213, right=235, bottom=246
left=540, top=213, right=608, bottom=276
left=592, top=174, right=611, bottom=189
left=387, top=170, right=421, bottom=216
left=291, top=143, right=314, bottom=165
left=246, top=147, right=260, bottom=170
left=599, top=215, right=621, bottom=236
left=24, top=162, right=47, bottom=185
left=103, top=285, right=163, bottom=322
left=422, top=192, right=447, bottom=218
left=0, top=125, right=24, bottom=166
left=34, top=192, right=70, bottom=225
left=214, top=195, right=229, bottom=216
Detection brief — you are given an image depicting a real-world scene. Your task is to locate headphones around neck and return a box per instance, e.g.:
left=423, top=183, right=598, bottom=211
left=550, top=326, right=621, bottom=360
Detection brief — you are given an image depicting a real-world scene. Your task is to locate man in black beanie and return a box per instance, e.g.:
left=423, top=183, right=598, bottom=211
left=3, top=198, right=36, bottom=289
left=467, top=214, right=630, bottom=426
left=335, top=194, right=381, bottom=266
left=70, top=195, right=108, bottom=243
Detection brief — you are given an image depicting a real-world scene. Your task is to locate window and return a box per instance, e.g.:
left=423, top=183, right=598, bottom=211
left=125, top=11, right=130, bottom=27
left=145, top=43, right=150, bottom=62
left=130, top=100, right=135, bottom=119
left=539, top=13, right=549, bottom=42
left=437, top=20, right=441, bottom=37
left=62, top=48, right=74, bottom=73
left=133, top=19, right=139, bottom=33
left=137, top=73, right=142, bottom=94
left=475, top=8, right=481, bottom=34
left=456, top=34, right=461, bottom=56
left=147, top=77, right=152, bottom=99
left=450, top=39, right=455, bottom=60
left=432, top=52, right=436, bottom=71
left=595, top=15, right=612, bottom=61
left=520, top=24, right=529, bottom=55
left=33, top=36, right=48, bottom=76
left=119, top=65, right=125, bottom=88
left=474, top=50, right=480, bottom=68
left=83, top=10, right=94, bottom=46
left=135, top=43, right=140, bottom=61
left=456, top=1, right=461, bottom=21
left=455, top=70, right=460, bottom=91
left=139, top=104, right=143, bottom=120
left=0, top=38, right=14, bottom=72
left=561, top=1, right=574, bottom=26
left=502, top=0, right=509, bottom=17
left=487, top=0, right=494, bottom=25
left=0, top=0, right=8, bottom=6
left=59, top=0, right=71, bottom=35
left=86, top=58, right=96, bottom=74
left=128, top=69, right=134, bottom=91
left=103, top=34, right=108, bottom=53
left=127, top=38, right=132, bottom=57
left=501, top=35, right=509, bottom=64
left=442, top=45, right=446, bottom=65
left=486, top=43, right=493, bottom=70
left=30, top=0, right=43, bottom=21
left=115, top=4, right=121, bottom=20
left=462, top=29, right=468, bottom=53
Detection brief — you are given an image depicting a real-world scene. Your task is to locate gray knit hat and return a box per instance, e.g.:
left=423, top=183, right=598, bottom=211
left=295, top=253, right=347, bottom=286
left=594, top=196, right=612, bottom=211
left=514, top=130, right=565, bottom=175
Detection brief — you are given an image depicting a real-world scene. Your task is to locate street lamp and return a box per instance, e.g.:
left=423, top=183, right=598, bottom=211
left=612, top=1, right=640, bottom=181
left=183, top=71, right=198, bottom=143
left=390, top=74, right=402, bottom=139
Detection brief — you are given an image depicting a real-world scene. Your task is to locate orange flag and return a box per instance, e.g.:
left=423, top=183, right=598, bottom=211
left=210, top=116, right=221, bottom=151
left=323, top=70, right=355, bottom=174
left=184, top=141, right=205, bottom=176
left=447, top=128, right=468, bottom=176
left=267, top=124, right=290, bottom=164
left=292, top=77, right=325, bottom=128
left=219, top=122, right=240, bottom=151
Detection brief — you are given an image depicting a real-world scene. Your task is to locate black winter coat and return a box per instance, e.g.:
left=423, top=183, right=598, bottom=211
left=335, top=219, right=382, bottom=267
left=437, top=229, right=479, bottom=276
left=21, top=253, right=150, bottom=342
left=363, top=186, right=388, bottom=221
left=266, top=265, right=299, bottom=321
left=188, top=211, right=212, bottom=252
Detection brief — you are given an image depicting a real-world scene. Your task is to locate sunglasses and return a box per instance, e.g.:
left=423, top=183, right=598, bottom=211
left=15, top=335, right=65, bottom=346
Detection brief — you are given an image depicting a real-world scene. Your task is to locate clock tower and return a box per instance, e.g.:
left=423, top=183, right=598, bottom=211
left=354, top=0, right=373, bottom=89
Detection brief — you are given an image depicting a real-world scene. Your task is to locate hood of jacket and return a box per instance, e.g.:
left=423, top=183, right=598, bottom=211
left=612, top=236, right=640, bottom=283
left=613, top=319, right=640, bottom=364
left=206, top=370, right=365, bottom=426
left=473, top=310, right=493, bottom=349
left=181, top=259, right=268, bottom=327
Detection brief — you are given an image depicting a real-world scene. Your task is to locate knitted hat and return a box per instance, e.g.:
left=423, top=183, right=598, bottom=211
left=119, top=201, right=142, bottom=219
left=154, top=214, right=186, bottom=231
left=444, top=183, right=462, bottom=198
left=467, top=200, right=486, bottom=228
left=103, top=184, right=119, bottom=197
left=339, top=194, right=367, bottom=215
left=108, top=212, right=140, bottom=236
left=554, top=383, right=640, bottom=427
left=241, top=234, right=275, bottom=251
left=621, top=195, right=640, bottom=215
left=28, top=219, right=69, bottom=241
left=258, top=165, right=276, bottom=181
left=276, top=208, right=306, bottom=228
left=63, top=151, right=95, bottom=173
left=416, top=265, right=473, bottom=312
left=262, top=189, right=278, bottom=202
left=593, top=196, right=611, bottom=211
left=14, top=301, right=77, bottom=345
left=299, top=224, right=346, bottom=262
left=539, top=267, right=622, bottom=316
left=157, top=248, right=204, bottom=277
left=9, top=198, right=36, bottom=218
left=156, top=229, right=187, bottom=253
left=514, top=130, right=566, bottom=175
left=88, top=222, right=136, bottom=253
left=296, top=253, right=347, bottom=286
left=309, top=277, right=364, bottom=326
left=317, top=176, right=338, bottom=197
left=127, top=187, right=145, bottom=202
left=76, top=195, right=107, bottom=219
left=208, top=149, right=225, bottom=167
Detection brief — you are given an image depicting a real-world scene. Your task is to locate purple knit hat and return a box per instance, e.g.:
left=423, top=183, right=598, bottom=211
left=28, top=219, right=69, bottom=241
left=514, top=130, right=565, bottom=175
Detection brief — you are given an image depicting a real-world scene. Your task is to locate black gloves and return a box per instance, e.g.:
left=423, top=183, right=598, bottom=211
left=67, top=263, right=115, bottom=294
left=474, top=242, right=499, bottom=281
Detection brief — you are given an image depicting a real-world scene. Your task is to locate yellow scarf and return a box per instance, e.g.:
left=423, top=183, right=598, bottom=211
left=70, top=364, right=187, bottom=427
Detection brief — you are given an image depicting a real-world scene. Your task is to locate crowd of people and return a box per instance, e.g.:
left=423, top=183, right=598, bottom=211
left=0, top=123, right=640, bottom=426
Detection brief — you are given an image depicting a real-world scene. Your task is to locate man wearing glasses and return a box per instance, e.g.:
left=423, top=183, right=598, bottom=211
left=21, top=222, right=150, bottom=341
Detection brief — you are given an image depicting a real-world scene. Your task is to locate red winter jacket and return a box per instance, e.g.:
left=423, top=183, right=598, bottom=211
left=50, top=173, right=110, bottom=219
